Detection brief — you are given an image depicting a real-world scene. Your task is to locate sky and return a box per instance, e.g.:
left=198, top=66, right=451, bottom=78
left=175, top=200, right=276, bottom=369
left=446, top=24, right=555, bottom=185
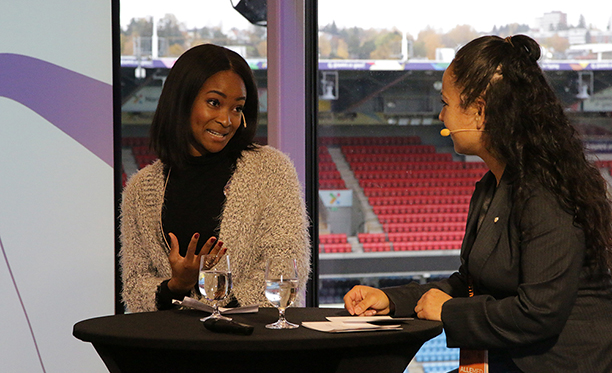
left=120, top=0, right=612, bottom=37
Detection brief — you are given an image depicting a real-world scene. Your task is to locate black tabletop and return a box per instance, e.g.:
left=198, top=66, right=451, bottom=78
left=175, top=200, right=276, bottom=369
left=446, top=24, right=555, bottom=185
left=73, top=307, right=443, bottom=373
left=74, top=307, right=442, bottom=351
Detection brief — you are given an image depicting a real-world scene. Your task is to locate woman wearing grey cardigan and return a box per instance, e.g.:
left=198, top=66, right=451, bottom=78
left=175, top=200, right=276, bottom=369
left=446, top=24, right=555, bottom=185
left=120, top=44, right=310, bottom=313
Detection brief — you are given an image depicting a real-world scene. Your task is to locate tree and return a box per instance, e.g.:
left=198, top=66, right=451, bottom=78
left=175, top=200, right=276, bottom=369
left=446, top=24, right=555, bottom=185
left=442, top=25, right=479, bottom=49
left=370, top=31, right=402, bottom=59
left=247, top=25, right=267, bottom=46
left=335, top=39, right=350, bottom=59
left=542, top=34, right=569, bottom=54
left=191, top=26, right=233, bottom=48
left=120, top=33, right=131, bottom=55
left=357, top=40, right=376, bottom=59
left=167, top=43, right=186, bottom=57
left=341, top=27, right=366, bottom=58
left=413, top=27, right=443, bottom=59
left=256, top=40, right=267, bottom=57
left=319, top=34, right=332, bottom=58
left=157, top=13, right=186, bottom=52
left=321, top=21, right=339, bottom=35
left=124, top=17, right=153, bottom=37
left=495, top=23, right=530, bottom=37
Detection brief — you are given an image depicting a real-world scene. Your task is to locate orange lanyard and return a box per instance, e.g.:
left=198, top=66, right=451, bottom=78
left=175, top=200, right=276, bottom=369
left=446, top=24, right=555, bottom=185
left=459, top=276, right=489, bottom=373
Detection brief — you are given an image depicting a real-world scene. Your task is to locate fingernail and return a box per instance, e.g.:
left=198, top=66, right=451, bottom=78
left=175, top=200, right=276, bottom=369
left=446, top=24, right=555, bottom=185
left=194, top=233, right=200, bottom=239
left=217, top=241, right=224, bottom=247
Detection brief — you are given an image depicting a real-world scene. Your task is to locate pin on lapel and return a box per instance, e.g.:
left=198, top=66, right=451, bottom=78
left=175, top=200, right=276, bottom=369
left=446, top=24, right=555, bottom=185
left=494, top=217, right=499, bottom=223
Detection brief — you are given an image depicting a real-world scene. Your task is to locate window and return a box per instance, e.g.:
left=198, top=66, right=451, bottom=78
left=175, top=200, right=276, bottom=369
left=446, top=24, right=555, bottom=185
left=119, top=2, right=269, bottom=181
left=316, top=0, right=612, bottom=307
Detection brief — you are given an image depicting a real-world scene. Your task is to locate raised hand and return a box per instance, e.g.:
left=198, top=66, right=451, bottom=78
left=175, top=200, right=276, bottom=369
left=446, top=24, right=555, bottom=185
left=167, top=233, right=226, bottom=293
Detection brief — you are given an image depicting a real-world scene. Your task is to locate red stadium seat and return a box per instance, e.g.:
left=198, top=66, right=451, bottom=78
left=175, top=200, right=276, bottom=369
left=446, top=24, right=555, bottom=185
left=362, top=242, right=392, bottom=252
left=320, top=243, right=352, bottom=253
left=357, top=233, right=387, bottom=243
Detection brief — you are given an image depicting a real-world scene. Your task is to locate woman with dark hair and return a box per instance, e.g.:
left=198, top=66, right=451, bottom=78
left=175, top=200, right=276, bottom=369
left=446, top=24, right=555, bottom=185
left=120, top=44, right=310, bottom=313
left=344, top=35, right=612, bottom=372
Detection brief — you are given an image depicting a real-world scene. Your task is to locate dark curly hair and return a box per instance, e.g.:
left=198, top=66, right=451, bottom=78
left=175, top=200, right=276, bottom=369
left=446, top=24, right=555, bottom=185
left=149, top=44, right=259, bottom=168
left=451, top=34, right=612, bottom=276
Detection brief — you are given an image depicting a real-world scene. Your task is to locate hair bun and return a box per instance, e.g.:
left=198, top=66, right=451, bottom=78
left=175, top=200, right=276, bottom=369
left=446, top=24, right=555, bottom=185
left=507, top=35, right=540, bottom=62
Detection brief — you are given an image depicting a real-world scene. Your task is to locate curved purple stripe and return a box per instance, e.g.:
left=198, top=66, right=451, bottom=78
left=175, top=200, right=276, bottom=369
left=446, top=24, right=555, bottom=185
left=0, top=53, right=113, bottom=166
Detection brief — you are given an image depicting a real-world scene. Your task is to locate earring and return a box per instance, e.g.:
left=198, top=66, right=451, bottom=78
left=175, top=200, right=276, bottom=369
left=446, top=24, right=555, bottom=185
left=241, top=112, right=247, bottom=128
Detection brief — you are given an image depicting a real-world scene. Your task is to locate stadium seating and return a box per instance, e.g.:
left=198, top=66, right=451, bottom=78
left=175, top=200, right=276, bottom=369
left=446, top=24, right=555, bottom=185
left=368, top=195, right=472, bottom=206
left=358, top=177, right=481, bottom=189
left=363, top=186, right=475, bottom=197
left=351, top=161, right=486, bottom=171
left=341, top=144, right=436, bottom=154
left=319, top=136, right=421, bottom=146
left=319, top=243, right=352, bottom=253
left=318, top=278, right=361, bottom=304
left=319, top=146, right=346, bottom=189
left=373, top=204, right=469, bottom=215
left=393, top=241, right=462, bottom=251
left=387, top=231, right=464, bottom=242
left=338, top=139, right=481, bottom=255
left=362, top=242, right=392, bottom=252
left=320, top=233, right=348, bottom=244
left=357, top=233, right=387, bottom=243
left=384, top=222, right=466, bottom=233
left=319, top=233, right=351, bottom=253
left=354, top=169, right=485, bottom=179
left=122, top=136, right=478, bottom=255
left=415, top=331, right=459, bottom=372
left=344, top=153, right=453, bottom=163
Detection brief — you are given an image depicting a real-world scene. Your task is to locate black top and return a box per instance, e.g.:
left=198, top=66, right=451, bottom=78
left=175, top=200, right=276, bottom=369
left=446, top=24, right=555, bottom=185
left=162, top=149, right=234, bottom=255
left=156, top=148, right=235, bottom=309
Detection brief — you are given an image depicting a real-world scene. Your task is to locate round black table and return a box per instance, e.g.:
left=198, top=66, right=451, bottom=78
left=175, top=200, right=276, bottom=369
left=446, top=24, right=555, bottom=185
left=73, top=307, right=442, bottom=373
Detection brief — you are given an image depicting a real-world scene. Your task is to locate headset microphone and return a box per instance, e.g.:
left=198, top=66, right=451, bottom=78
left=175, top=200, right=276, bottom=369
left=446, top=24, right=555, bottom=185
left=440, top=128, right=482, bottom=137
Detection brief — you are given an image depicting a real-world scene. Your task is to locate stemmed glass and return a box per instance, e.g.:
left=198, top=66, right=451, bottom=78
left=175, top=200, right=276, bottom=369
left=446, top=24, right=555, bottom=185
left=198, top=255, right=232, bottom=322
left=265, top=258, right=299, bottom=329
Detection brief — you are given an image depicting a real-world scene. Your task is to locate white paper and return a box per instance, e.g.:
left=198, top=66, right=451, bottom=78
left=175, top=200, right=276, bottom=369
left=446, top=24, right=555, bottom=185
left=326, top=316, right=414, bottom=323
left=173, top=297, right=259, bottom=314
left=301, top=321, right=403, bottom=333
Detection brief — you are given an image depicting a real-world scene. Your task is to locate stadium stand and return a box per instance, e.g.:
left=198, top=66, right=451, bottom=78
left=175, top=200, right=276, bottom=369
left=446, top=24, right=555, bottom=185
left=319, top=145, right=346, bottom=189
left=123, top=135, right=479, bottom=256
left=413, top=331, right=459, bottom=373
left=318, top=233, right=352, bottom=253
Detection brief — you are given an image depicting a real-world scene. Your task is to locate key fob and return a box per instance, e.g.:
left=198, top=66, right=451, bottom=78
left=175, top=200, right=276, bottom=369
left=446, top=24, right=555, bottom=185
left=203, top=318, right=254, bottom=336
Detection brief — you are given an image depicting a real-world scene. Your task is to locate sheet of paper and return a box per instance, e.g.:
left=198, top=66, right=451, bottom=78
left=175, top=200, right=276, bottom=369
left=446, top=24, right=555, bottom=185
left=302, top=321, right=402, bottom=333
left=326, top=316, right=414, bottom=323
left=173, top=297, right=259, bottom=314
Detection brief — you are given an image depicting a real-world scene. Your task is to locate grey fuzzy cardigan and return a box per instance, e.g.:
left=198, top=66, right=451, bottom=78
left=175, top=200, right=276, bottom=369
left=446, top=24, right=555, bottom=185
left=119, top=145, right=311, bottom=313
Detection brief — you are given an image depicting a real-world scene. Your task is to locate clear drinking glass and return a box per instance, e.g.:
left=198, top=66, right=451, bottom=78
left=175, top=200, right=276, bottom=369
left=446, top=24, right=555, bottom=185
left=265, top=258, right=299, bottom=329
left=198, top=255, right=232, bottom=322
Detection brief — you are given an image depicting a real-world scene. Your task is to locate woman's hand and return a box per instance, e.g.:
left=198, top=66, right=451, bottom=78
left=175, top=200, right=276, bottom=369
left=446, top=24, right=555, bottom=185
left=343, top=285, right=391, bottom=316
left=414, top=289, right=452, bottom=321
left=199, top=236, right=226, bottom=270
left=167, top=233, right=226, bottom=293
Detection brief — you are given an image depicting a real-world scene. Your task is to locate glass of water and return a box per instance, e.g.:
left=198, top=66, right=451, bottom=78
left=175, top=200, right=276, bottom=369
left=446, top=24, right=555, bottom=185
left=198, top=255, right=232, bottom=322
left=265, top=258, right=299, bottom=329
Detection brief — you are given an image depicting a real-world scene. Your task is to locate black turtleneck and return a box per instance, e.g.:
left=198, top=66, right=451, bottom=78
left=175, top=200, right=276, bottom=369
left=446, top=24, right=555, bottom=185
left=155, top=148, right=235, bottom=310
left=162, top=148, right=235, bottom=256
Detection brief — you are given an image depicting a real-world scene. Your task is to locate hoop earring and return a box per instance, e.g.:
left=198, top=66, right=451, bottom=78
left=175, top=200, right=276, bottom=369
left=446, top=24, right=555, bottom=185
left=241, top=112, right=247, bottom=128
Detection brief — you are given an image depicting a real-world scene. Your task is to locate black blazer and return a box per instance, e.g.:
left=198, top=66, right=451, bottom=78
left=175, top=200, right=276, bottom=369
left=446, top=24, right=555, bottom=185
left=384, top=171, right=612, bottom=372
